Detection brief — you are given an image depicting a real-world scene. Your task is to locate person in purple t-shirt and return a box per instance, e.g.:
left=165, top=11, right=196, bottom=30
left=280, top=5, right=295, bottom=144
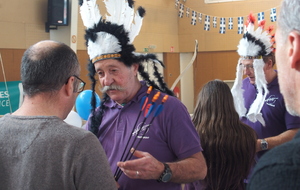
left=78, top=0, right=207, bottom=189
left=231, top=14, right=300, bottom=164
left=240, top=53, right=300, bottom=159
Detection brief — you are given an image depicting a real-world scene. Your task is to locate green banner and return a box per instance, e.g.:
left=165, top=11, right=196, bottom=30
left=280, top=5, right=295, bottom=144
left=0, top=81, right=22, bottom=115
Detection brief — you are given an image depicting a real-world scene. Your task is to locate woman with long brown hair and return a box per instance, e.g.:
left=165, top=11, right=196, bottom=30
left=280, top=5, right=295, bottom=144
left=185, top=79, right=256, bottom=190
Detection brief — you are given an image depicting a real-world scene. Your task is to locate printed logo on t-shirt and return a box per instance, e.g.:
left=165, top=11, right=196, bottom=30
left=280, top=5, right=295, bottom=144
left=265, top=95, right=279, bottom=107
left=131, top=122, right=150, bottom=139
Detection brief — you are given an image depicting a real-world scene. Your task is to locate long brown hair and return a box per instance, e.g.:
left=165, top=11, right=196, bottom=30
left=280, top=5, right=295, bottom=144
left=192, top=79, right=256, bottom=190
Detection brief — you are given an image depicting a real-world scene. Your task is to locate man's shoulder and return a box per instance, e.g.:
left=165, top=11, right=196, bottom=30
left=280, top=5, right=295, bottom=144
left=10, top=115, right=93, bottom=140
left=55, top=121, right=94, bottom=139
left=159, top=93, right=187, bottom=110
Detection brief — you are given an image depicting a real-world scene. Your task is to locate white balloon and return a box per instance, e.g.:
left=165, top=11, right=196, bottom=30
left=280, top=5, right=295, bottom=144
left=64, top=110, right=82, bottom=128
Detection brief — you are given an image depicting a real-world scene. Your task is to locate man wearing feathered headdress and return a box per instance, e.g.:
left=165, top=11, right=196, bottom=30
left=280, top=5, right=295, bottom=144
left=78, top=0, right=207, bottom=189
left=231, top=13, right=300, bottom=180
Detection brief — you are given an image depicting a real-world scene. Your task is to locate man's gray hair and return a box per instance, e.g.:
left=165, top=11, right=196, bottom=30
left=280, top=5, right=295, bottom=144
left=278, top=0, right=300, bottom=41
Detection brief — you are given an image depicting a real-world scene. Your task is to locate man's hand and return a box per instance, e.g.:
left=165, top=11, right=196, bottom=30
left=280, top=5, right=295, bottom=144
left=117, top=150, right=164, bottom=180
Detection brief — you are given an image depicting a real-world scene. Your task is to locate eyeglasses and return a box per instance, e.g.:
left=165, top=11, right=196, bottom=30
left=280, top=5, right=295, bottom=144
left=72, top=75, right=86, bottom=93
left=240, top=63, right=254, bottom=70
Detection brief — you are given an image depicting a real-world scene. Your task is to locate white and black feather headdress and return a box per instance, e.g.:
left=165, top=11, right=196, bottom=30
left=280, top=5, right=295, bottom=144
left=231, top=13, right=275, bottom=126
left=78, top=0, right=174, bottom=135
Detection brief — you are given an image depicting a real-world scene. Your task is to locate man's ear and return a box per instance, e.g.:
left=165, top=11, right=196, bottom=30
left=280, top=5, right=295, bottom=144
left=266, top=58, right=273, bottom=69
left=65, top=76, right=75, bottom=96
left=288, top=31, right=300, bottom=71
left=132, top=63, right=139, bottom=76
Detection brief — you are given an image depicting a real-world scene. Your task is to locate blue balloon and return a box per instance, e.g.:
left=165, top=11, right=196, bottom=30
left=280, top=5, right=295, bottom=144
left=75, top=90, right=101, bottom=120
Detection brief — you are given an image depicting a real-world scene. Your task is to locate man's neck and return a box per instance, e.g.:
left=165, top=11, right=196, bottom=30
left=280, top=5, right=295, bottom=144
left=265, top=69, right=277, bottom=84
left=13, top=95, right=66, bottom=119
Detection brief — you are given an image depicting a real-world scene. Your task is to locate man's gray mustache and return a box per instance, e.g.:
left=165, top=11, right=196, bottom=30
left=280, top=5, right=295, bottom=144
left=101, top=85, right=124, bottom=93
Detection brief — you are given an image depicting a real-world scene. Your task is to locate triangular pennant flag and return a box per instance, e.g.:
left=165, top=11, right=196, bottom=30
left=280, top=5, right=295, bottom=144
left=258, top=12, right=265, bottom=21
left=213, top=16, right=217, bottom=28
left=198, top=13, right=202, bottom=23
left=219, top=18, right=226, bottom=34
left=270, top=8, right=277, bottom=22
left=179, top=4, right=184, bottom=18
left=228, top=17, right=233, bottom=30
left=186, top=7, right=190, bottom=17
left=204, top=15, right=210, bottom=31
left=238, top=17, right=244, bottom=34
left=191, top=11, right=197, bottom=25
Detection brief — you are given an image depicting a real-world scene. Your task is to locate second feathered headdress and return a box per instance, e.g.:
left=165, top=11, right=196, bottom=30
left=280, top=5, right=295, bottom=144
left=231, top=13, right=275, bottom=126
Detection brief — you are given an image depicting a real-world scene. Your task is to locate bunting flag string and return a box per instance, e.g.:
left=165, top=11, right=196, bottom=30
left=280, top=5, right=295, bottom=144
left=237, top=17, right=244, bottom=34
left=175, top=0, right=179, bottom=8
left=213, top=17, right=217, bottom=28
left=186, top=7, right=190, bottom=17
left=219, top=18, right=226, bottom=34
left=191, top=11, right=197, bottom=25
left=228, top=17, right=233, bottom=30
left=204, top=15, right=210, bottom=31
left=179, top=4, right=184, bottom=18
left=175, top=0, right=280, bottom=34
left=198, top=13, right=202, bottom=23
left=258, top=12, right=265, bottom=21
left=270, top=8, right=277, bottom=22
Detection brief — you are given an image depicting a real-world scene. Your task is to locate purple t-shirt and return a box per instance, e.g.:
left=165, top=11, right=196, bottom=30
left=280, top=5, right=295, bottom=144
left=86, top=82, right=202, bottom=190
left=241, top=75, right=300, bottom=158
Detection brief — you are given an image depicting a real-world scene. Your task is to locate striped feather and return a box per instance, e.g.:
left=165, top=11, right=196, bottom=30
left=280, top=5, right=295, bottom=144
left=129, top=6, right=145, bottom=43
left=79, top=0, right=101, bottom=29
